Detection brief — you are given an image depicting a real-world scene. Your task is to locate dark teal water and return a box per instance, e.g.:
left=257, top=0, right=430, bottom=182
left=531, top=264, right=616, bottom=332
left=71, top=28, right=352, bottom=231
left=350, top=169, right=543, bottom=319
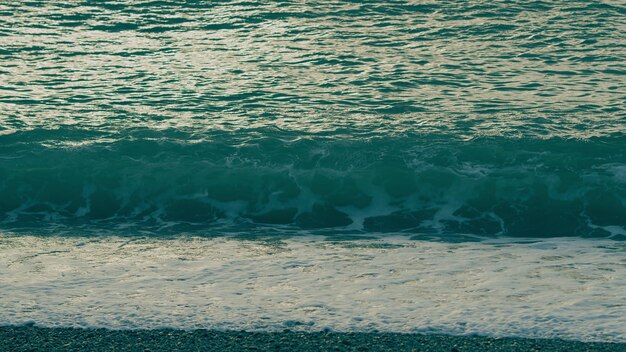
left=1, top=1, right=625, bottom=238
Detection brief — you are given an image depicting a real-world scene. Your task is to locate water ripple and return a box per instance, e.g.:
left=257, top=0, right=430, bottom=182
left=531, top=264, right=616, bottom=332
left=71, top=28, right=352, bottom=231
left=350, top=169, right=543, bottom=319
left=1, top=0, right=624, bottom=138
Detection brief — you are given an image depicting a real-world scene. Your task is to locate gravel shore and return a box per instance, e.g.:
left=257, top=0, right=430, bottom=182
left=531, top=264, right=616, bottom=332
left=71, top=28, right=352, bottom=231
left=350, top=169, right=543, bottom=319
left=1, top=326, right=623, bottom=352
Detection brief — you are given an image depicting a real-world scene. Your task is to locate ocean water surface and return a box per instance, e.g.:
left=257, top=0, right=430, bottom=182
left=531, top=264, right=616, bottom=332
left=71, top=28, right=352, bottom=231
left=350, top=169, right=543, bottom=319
left=1, top=0, right=625, bottom=343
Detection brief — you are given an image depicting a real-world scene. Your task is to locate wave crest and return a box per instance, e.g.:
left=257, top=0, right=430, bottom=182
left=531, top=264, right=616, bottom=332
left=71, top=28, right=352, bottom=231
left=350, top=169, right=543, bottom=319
left=1, top=132, right=625, bottom=238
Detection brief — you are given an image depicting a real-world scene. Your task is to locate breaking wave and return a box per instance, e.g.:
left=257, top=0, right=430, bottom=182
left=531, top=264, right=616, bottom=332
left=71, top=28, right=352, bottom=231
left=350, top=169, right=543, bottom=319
left=2, top=129, right=625, bottom=238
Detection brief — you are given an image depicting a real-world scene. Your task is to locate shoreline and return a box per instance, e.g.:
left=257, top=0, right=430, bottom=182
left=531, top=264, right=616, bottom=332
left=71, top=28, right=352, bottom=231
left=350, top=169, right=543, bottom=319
left=2, top=326, right=624, bottom=352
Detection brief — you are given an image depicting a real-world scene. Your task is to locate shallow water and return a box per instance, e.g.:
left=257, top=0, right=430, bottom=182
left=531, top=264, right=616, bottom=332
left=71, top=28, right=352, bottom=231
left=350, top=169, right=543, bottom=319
left=1, top=235, right=625, bottom=342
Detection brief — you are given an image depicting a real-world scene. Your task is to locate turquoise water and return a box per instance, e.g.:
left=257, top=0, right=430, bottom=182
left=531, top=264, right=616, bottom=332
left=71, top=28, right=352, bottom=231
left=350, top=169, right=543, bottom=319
left=1, top=0, right=625, bottom=238
left=2, top=1, right=626, bottom=343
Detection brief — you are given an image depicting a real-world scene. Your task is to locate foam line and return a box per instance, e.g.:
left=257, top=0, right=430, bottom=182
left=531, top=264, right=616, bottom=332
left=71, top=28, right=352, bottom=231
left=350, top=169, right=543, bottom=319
left=1, top=235, right=624, bottom=342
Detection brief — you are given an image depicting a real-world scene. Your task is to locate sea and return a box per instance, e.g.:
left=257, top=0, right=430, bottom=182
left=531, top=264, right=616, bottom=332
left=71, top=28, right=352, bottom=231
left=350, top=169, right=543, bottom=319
left=0, top=0, right=625, bottom=343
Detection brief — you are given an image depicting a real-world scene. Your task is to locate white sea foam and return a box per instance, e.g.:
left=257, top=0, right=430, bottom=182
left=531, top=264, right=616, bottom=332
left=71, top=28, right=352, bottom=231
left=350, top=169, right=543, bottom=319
left=0, top=235, right=624, bottom=342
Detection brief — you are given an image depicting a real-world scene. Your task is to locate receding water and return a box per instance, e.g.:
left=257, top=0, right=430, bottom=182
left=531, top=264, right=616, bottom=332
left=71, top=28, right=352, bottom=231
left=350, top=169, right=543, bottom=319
left=1, top=236, right=624, bottom=342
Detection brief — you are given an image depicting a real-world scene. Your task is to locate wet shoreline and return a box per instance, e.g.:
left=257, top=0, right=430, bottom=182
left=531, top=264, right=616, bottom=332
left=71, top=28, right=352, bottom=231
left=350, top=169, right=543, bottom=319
left=2, top=326, right=624, bottom=352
